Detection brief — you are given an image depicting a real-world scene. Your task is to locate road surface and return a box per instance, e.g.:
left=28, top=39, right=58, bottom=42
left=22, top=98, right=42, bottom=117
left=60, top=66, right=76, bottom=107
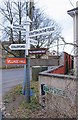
left=1, top=68, right=25, bottom=96
left=0, top=68, right=27, bottom=118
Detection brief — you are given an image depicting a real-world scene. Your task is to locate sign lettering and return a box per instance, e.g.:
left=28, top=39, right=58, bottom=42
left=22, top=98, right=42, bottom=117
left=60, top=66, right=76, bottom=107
left=29, top=48, right=47, bottom=54
left=9, top=44, right=29, bottom=50
left=6, top=58, right=26, bottom=64
left=43, top=85, right=65, bottom=96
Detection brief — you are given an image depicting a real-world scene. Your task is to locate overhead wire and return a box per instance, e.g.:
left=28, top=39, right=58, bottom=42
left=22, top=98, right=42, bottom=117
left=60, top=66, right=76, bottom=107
left=68, top=0, right=74, bottom=8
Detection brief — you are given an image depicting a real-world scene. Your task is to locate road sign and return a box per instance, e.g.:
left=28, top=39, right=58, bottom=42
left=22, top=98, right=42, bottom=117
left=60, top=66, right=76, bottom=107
left=9, top=24, right=26, bottom=31
left=6, top=58, right=26, bottom=64
left=13, top=27, right=26, bottom=31
left=29, top=48, right=48, bottom=54
left=29, top=26, right=54, bottom=34
left=30, top=39, right=38, bottom=46
left=9, top=44, right=29, bottom=50
left=29, top=31, right=54, bottom=37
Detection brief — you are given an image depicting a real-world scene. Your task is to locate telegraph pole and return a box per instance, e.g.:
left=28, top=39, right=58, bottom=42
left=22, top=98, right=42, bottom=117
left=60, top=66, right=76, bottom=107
left=29, top=0, right=34, bottom=30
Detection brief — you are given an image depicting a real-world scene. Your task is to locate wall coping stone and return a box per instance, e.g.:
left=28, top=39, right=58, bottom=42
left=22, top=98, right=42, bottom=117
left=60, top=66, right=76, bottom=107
left=39, top=69, right=76, bottom=80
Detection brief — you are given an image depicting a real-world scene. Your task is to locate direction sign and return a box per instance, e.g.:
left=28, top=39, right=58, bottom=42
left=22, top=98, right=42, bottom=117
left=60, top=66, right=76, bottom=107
left=9, top=24, right=26, bottom=31
left=9, top=44, right=29, bottom=50
left=29, top=26, right=54, bottom=34
left=29, top=31, right=54, bottom=37
left=29, top=48, right=48, bottom=54
left=6, top=58, right=26, bottom=64
left=13, top=27, right=26, bottom=31
left=30, top=39, right=38, bottom=46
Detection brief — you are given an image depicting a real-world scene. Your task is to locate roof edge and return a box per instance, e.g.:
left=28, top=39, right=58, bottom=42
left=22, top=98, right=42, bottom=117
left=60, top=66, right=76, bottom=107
left=67, top=7, right=78, bottom=17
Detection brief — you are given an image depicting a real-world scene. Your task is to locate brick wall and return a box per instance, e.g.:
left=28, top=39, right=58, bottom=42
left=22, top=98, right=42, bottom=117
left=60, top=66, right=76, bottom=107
left=50, top=65, right=65, bottom=74
left=50, top=52, right=73, bottom=75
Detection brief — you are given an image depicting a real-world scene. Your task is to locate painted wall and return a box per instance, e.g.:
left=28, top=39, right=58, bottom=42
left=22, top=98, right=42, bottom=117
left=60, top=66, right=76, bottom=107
left=50, top=52, right=73, bottom=75
left=50, top=65, right=65, bottom=74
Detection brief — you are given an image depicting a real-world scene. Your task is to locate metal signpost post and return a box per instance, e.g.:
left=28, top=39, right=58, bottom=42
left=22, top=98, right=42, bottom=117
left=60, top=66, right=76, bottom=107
left=22, top=16, right=31, bottom=103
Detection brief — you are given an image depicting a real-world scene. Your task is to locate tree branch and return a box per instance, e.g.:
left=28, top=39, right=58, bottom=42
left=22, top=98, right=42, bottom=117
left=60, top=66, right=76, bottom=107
left=2, top=44, right=17, bottom=57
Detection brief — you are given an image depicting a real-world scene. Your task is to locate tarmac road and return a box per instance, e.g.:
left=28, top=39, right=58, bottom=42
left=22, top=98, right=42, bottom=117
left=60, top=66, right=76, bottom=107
left=1, top=68, right=25, bottom=96
left=0, top=68, right=26, bottom=119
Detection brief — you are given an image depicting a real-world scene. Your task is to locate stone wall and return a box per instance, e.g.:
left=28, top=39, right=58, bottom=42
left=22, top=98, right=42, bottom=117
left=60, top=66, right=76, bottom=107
left=38, top=72, right=76, bottom=118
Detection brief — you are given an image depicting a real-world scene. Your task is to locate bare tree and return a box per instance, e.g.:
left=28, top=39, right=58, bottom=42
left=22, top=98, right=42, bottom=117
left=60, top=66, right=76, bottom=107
left=0, top=0, right=27, bottom=57
left=0, top=0, right=62, bottom=57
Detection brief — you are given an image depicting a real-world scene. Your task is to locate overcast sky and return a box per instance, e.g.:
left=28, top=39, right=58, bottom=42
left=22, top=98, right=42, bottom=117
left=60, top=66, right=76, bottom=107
left=0, top=0, right=78, bottom=54
left=34, top=0, right=78, bottom=54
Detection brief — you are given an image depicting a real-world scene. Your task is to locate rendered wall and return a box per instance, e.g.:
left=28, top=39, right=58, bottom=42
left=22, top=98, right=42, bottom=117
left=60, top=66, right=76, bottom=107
left=38, top=73, right=76, bottom=118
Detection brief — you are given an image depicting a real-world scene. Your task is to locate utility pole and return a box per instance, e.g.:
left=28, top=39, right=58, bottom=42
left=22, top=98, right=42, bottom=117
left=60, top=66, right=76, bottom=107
left=18, top=0, right=22, bottom=57
left=29, top=0, right=34, bottom=30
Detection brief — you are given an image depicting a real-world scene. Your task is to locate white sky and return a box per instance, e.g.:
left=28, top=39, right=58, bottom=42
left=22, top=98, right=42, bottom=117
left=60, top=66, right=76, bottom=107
left=34, top=0, right=78, bottom=54
left=0, top=0, right=78, bottom=54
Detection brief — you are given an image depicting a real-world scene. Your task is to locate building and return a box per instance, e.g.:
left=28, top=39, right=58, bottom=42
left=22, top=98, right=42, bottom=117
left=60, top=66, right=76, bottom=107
left=67, top=1, right=78, bottom=77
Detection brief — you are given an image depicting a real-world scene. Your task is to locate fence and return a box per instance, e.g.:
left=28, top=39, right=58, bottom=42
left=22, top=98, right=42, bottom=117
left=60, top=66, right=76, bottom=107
left=1, top=56, right=59, bottom=68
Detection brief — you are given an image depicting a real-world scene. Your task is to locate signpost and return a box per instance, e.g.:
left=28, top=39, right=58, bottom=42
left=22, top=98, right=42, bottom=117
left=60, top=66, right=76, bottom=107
left=10, top=24, right=26, bottom=31
left=6, top=58, right=26, bottom=64
left=29, top=31, right=54, bottom=38
left=8, top=15, right=54, bottom=103
left=29, top=48, right=47, bottom=54
left=9, top=44, right=29, bottom=50
left=29, top=26, right=54, bottom=35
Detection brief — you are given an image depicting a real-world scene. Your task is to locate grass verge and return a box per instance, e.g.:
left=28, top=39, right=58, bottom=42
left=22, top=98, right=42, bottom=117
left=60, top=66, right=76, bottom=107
left=3, top=81, right=42, bottom=118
